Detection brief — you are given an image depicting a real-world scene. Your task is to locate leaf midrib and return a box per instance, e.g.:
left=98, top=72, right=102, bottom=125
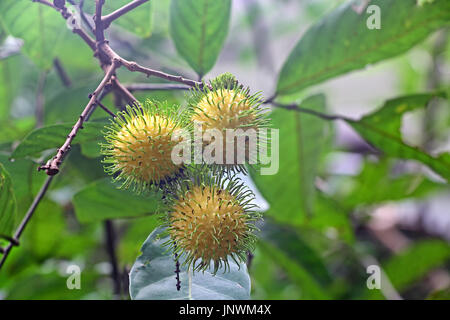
left=198, top=0, right=209, bottom=76
left=349, top=119, right=450, bottom=179
left=278, top=10, right=449, bottom=94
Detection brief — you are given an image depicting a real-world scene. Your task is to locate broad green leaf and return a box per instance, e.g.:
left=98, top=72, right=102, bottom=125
left=339, top=159, right=445, bottom=209
left=0, top=155, right=47, bottom=220
left=0, top=54, right=38, bottom=120
left=2, top=268, right=100, bottom=300
left=77, top=0, right=153, bottom=38
left=277, top=0, right=450, bottom=95
left=24, top=200, right=65, bottom=259
left=118, top=215, right=161, bottom=265
left=258, top=240, right=329, bottom=299
left=64, top=145, right=106, bottom=183
left=73, top=178, right=162, bottom=223
left=52, top=38, right=99, bottom=78
left=250, top=94, right=330, bottom=224
left=0, top=0, right=70, bottom=69
left=365, top=240, right=450, bottom=299
left=427, top=288, right=450, bottom=300
left=109, top=0, right=153, bottom=38
left=11, top=121, right=106, bottom=159
left=305, top=194, right=354, bottom=244
left=0, top=163, right=17, bottom=238
left=0, top=117, right=35, bottom=145
left=260, top=220, right=332, bottom=286
left=129, top=226, right=251, bottom=300
left=250, top=247, right=303, bottom=299
left=347, top=93, right=450, bottom=182
left=170, top=0, right=231, bottom=76
left=44, top=83, right=110, bottom=124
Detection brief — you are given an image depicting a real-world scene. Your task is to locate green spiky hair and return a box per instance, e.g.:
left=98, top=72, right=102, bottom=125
left=187, top=73, right=270, bottom=174
left=164, top=169, right=261, bottom=274
left=101, top=100, right=188, bottom=193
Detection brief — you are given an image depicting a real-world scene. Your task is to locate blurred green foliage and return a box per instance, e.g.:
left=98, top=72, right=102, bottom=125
left=0, top=0, right=449, bottom=300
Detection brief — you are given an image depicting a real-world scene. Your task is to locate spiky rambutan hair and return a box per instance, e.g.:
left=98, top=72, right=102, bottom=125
left=188, top=73, right=270, bottom=174
left=164, top=170, right=261, bottom=274
left=101, top=100, right=187, bottom=193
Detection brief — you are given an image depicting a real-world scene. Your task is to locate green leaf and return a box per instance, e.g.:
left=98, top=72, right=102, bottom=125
left=258, top=241, right=329, bottom=299
left=110, top=1, right=153, bottom=38
left=130, top=226, right=251, bottom=300
left=0, top=155, right=46, bottom=220
left=347, top=93, right=450, bottom=182
left=427, top=288, right=450, bottom=300
left=170, top=0, right=231, bottom=76
left=72, top=178, right=163, bottom=223
left=77, top=0, right=153, bottom=38
left=0, top=118, right=36, bottom=145
left=306, top=194, right=355, bottom=244
left=250, top=94, right=330, bottom=224
left=339, top=159, right=444, bottom=209
left=0, top=54, right=38, bottom=120
left=24, top=200, right=65, bottom=259
left=250, top=247, right=303, bottom=299
left=260, top=220, right=332, bottom=287
left=0, top=163, right=17, bottom=238
left=11, top=122, right=106, bottom=159
left=365, top=240, right=450, bottom=299
left=0, top=0, right=70, bottom=69
left=44, top=83, right=107, bottom=124
left=118, top=215, right=161, bottom=265
left=2, top=268, right=101, bottom=300
left=277, top=0, right=450, bottom=95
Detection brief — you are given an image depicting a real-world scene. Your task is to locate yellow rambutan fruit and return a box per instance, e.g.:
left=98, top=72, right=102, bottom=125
left=166, top=173, right=260, bottom=273
left=189, top=73, right=269, bottom=172
left=102, top=100, right=186, bottom=192
left=193, top=89, right=257, bottom=131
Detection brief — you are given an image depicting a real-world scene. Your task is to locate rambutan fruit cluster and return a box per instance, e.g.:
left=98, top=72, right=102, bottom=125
left=101, top=73, right=269, bottom=275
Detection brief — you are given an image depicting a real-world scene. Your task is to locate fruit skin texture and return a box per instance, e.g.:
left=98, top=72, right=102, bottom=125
left=189, top=73, right=270, bottom=171
left=192, top=89, right=257, bottom=132
left=166, top=173, right=260, bottom=273
left=102, top=100, right=185, bottom=192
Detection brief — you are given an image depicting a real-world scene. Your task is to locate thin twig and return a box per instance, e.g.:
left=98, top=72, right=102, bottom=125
left=73, top=28, right=96, bottom=51
left=111, top=77, right=140, bottom=107
left=126, top=83, right=191, bottom=92
left=102, top=0, right=149, bottom=29
left=53, top=58, right=72, bottom=88
left=104, top=220, right=122, bottom=298
left=121, top=60, right=204, bottom=88
left=32, top=0, right=57, bottom=9
left=40, top=0, right=201, bottom=91
left=98, top=43, right=204, bottom=88
left=0, top=176, right=54, bottom=271
left=38, top=61, right=119, bottom=175
left=78, top=0, right=94, bottom=32
left=94, top=0, right=106, bottom=42
left=96, top=99, right=116, bottom=118
left=267, top=100, right=350, bottom=122
left=0, top=0, right=142, bottom=273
